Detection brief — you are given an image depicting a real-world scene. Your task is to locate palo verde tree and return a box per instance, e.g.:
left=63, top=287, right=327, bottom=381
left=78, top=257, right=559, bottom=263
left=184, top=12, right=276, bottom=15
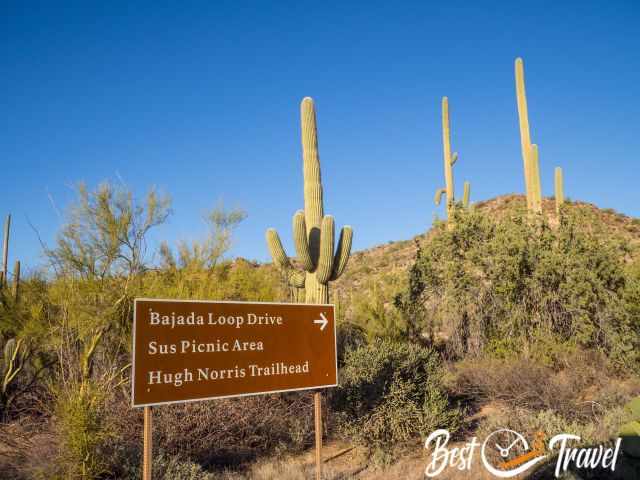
left=159, top=202, right=247, bottom=271
left=47, top=182, right=171, bottom=279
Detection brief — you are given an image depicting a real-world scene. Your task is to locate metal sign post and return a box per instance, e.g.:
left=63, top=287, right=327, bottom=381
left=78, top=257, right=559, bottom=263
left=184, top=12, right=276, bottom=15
left=314, top=391, right=323, bottom=480
left=143, top=406, right=152, bottom=480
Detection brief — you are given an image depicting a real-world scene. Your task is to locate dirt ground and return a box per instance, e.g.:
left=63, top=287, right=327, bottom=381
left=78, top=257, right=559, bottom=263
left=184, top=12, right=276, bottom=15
left=223, top=437, right=640, bottom=480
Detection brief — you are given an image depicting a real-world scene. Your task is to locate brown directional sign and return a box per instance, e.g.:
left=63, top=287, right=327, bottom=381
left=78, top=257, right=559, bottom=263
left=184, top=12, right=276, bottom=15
left=131, top=298, right=337, bottom=407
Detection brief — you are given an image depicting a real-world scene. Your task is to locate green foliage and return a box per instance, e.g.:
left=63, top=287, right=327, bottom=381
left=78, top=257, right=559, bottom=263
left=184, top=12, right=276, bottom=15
left=396, top=204, right=639, bottom=367
left=46, top=182, right=171, bottom=278
left=0, top=337, right=26, bottom=409
left=152, top=455, right=216, bottom=480
left=332, top=339, right=461, bottom=448
left=53, top=381, right=113, bottom=479
left=335, top=321, right=366, bottom=367
left=620, top=396, right=640, bottom=458
left=348, top=277, right=407, bottom=342
left=477, top=405, right=630, bottom=451
left=160, top=202, right=246, bottom=270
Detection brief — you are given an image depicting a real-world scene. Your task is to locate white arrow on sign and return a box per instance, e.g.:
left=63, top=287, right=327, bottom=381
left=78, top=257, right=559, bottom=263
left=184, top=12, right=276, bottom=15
left=313, top=312, right=328, bottom=331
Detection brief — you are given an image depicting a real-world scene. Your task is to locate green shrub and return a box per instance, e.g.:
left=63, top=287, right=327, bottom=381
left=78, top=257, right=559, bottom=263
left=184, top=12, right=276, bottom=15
left=332, top=339, right=461, bottom=448
left=152, top=454, right=216, bottom=480
left=346, top=275, right=408, bottom=341
left=476, top=405, right=630, bottom=449
left=54, top=381, right=113, bottom=479
left=335, top=321, right=367, bottom=367
left=396, top=204, right=639, bottom=368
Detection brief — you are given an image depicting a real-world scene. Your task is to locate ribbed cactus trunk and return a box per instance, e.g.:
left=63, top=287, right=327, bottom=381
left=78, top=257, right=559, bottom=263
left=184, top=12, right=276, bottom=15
left=516, top=58, right=542, bottom=214
left=555, top=166, right=564, bottom=215
left=434, top=98, right=471, bottom=223
left=13, top=260, right=20, bottom=301
left=301, top=100, right=328, bottom=304
left=442, top=97, right=455, bottom=219
left=530, top=144, right=542, bottom=212
left=462, top=181, right=471, bottom=209
left=1, top=215, right=9, bottom=289
left=266, top=97, right=353, bottom=306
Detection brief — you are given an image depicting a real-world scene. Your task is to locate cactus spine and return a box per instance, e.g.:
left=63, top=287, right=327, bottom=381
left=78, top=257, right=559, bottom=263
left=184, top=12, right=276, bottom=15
left=266, top=98, right=353, bottom=304
left=515, top=58, right=542, bottom=214
left=554, top=167, right=564, bottom=214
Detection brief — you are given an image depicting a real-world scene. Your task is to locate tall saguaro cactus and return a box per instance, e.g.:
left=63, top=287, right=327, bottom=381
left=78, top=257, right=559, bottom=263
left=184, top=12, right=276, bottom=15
left=1, top=214, right=9, bottom=288
left=515, top=58, right=542, bottom=214
left=555, top=166, right=564, bottom=214
left=266, top=98, right=353, bottom=304
left=435, top=97, right=471, bottom=219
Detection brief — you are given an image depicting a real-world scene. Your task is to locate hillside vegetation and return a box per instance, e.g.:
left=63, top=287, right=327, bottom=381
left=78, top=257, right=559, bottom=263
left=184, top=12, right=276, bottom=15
left=1, top=184, right=639, bottom=479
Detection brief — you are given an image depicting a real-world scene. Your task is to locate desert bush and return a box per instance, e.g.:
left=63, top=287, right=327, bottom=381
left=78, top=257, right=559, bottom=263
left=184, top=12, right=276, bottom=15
left=117, top=453, right=217, bottom=480
left=53, top=381, right=114, bottom=479
left=151, top=454, right=216, bottom=480
left=151, top=393, right=315, bottom=468
left=343, top=274, right=408, bottom=341
left=476, top=405, right=631, bottom=449
left=396, top=203, right=639, bottom=368
left=452, top=350, right=616, bottom=421
left=332, top=339, right=461, bottom=448
left=335, top=321, right=367, bottom=367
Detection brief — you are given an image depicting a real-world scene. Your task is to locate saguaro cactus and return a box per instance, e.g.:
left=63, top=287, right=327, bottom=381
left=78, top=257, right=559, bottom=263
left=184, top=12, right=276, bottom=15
left=13, top=260, right=20, bottom=301
left=435, top=97, right=471, bottom=219
left=515, top=58, right=542, bottom=214
left=555, top=167, right=564, bottom=214
left=462, top=181, right=471, bottom=209
left=266, top=98, right=353, bottom=304
left=1, top=214, right=9, bottom=288
left=530, top=143, right=542, bottom=212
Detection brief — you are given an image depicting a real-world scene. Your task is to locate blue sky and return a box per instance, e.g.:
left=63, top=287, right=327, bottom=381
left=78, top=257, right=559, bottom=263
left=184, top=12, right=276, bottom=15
left=2, top=1, right=640, bottom=272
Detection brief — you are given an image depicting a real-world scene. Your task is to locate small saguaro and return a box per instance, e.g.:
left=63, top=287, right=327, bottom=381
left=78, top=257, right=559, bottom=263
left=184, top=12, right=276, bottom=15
left=435, top=97, right=471, bottom=219
left=13, top=260, right=20, bottom=301
left=462, top=181, right=471, bottom=209
left=515, top=58, right=542, bottom=214
left=530, top=143, right=542, bottom=211
left=555, top=166, right=564, bottom=214
left=266, top=97, right=353, bottom=304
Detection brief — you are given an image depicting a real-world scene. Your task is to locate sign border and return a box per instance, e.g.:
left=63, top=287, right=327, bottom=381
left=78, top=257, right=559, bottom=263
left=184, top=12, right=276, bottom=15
left=131, top=297, right=338, bottom=408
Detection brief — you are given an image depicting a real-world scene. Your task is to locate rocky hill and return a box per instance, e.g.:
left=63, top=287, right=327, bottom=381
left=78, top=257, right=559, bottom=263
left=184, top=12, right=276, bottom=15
left=330, top=194, right=640, bottom=316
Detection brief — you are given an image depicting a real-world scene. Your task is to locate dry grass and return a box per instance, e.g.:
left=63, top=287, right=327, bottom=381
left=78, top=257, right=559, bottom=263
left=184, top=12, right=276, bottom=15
left=450, top=350, right=624, bottom=422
